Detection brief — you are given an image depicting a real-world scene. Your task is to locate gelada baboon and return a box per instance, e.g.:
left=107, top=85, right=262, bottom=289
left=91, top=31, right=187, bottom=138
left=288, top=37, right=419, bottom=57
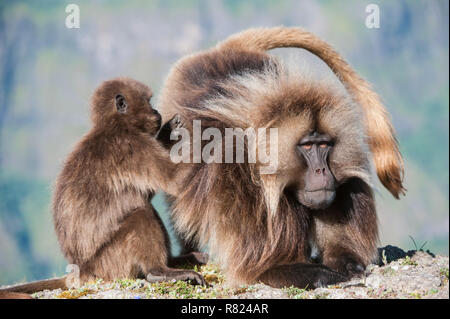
left=0, top=77, right=206, bottom=299
left=157, top=27, right=405, bottom=288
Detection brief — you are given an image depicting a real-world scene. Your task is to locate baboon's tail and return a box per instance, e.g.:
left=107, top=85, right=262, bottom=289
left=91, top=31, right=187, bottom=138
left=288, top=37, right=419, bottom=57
left=219, top=27, right=405, bottom=198
left=0, top=276, right=67, bottom=299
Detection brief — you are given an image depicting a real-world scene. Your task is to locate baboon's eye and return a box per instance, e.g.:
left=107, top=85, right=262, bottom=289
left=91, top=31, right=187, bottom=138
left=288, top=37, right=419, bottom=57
left=301, top=143, right=313, bottom=150
left=319, top=143, right=328, bottom=148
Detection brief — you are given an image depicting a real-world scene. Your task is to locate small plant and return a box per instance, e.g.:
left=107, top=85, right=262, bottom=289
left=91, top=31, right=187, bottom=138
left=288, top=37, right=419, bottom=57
left=440, top=268, right=449, bottom=279
left=283, top=286, right=307, bottom=299
left=200, top=263, right=225, bottom=285
left=409, top=292, right=422, bottom=299
left=408, top=235, right=428, bottom=251
left=428, top=289, right=438, bottom=295
left=401, top=256, right=418, bottom=266
left=114, top=278, right=138, bottom=289
left=142, top=264, right=245, bottom=299
left=57, top=288, right=93, bottom=299
left=314, top=292, right=330, bottom=299
left=381, top=249, right=388, bottom=265
left=148, top=280, right=198, bottom=298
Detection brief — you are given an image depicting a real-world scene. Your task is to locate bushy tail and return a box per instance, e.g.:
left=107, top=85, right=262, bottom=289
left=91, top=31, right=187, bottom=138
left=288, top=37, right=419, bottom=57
left=219, top=27, right=405, bottom=198
left=0, top=276, right=67, bottom=299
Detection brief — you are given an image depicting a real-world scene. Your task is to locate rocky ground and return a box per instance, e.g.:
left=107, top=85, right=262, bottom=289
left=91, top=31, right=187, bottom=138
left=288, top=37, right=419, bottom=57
left=12, top=246, right=450, bottom=299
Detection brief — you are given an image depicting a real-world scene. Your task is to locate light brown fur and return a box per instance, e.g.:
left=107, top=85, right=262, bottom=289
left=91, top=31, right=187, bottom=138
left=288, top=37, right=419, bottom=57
left=157, top=27, right=403, bottom=288
left=218, top=27, right=405, bottom=198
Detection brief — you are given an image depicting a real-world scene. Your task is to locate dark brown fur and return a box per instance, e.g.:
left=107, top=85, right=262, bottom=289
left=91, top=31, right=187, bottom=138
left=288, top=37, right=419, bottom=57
left=0, top=77, right=206, bottom=298
left=52, top=77, right=205, bottom=286
left=157, top=27, right=403, bottom=288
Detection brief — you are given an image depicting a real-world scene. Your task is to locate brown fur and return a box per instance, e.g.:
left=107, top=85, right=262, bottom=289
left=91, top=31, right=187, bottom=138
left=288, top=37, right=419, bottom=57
left=0, top=292, right=34, bottom=299
left=52, top=77, right=205, bottom=285
left=0, top=277, right=66, bottom=299
left=0, top=77, right=205, bottom=298
left=157, top=27, right=403, bottom=288
left=219, top=27, right=405, bottom=198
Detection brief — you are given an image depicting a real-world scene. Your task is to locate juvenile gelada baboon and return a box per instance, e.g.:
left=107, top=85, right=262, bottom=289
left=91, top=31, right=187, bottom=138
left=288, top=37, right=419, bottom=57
left=0, top=77, right=206, bottom=299
left=157, top=27, right=405, bottom=288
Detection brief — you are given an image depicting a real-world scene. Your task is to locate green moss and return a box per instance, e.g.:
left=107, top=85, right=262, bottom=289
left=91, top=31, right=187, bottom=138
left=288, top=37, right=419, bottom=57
left=408, top=292, right=422, bottom=299
left=440, top=267, right=449, bottom=279
left=401, top=256, right=418, bottom=266
left=283, top=286, right=308, bottom=299
left=200, top=264, right=226, bottom=285
left=114, top=278, right=140, bottom=289
left=146, top=280, right=235, bottom=299
left=139, top=264, right=251, bottom=299
left=56, top=288, right=93, bottom=299
left=428, top=289, right=439, bottom=295
left=314, top=292, right=330, bottom=299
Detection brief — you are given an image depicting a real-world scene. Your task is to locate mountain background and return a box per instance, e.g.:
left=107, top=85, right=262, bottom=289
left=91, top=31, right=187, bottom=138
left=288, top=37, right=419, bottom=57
left=0, top=0, right=448, bottom=285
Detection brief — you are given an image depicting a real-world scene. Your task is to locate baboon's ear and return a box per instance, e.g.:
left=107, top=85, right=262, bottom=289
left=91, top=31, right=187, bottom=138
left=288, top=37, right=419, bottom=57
left=115, top=94, right=128, bottom=113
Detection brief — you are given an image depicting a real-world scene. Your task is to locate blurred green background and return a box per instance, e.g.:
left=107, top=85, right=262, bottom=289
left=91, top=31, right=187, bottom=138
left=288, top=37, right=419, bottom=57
left=0, top=0, right=448, bottom=285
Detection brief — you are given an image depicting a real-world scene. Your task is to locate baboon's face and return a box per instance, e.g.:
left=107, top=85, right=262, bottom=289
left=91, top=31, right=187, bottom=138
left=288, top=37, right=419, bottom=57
left=295, top=131, right=336, bottom=209
left=91, top=78, right=161, bottom=135
left=270, top=115, right=339, bottom=211
left=114, top=92, right=162, bottom=135
left=260, top=88, right=368, bottom=212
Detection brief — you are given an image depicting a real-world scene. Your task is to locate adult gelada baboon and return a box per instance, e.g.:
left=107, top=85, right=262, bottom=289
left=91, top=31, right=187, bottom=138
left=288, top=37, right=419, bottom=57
left=0, top=78, right=206, bottom=299
left=157, top=27, right=405, bottom=288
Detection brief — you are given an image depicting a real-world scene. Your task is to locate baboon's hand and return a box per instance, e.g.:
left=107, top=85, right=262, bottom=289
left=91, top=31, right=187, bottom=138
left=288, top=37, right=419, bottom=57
left=302, top=264, right=349, bottom=288
left=156, top=114, right=185, bottom=148
left=169, top=114, right=184, bottom=131
left=344, top=260, right=365, bottom=278
left=176, top=270, right=208, bottom=286
left=324, top=255, right=366, bottom=278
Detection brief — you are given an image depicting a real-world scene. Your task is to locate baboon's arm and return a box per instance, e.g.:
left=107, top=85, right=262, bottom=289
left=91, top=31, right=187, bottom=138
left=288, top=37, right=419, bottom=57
left=105, top=135, right=180, bottom=196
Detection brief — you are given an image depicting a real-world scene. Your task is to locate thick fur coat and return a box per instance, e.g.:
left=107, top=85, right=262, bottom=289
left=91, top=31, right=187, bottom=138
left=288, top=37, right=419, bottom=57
left=157, top=27, right=404, bottom=286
